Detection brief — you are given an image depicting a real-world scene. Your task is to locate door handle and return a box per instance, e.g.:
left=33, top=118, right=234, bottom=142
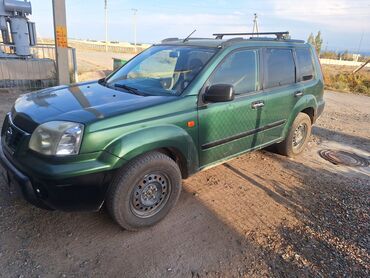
left=251, top=101, right=264, bottom=109
left=294, top=91, right=304, bottom=97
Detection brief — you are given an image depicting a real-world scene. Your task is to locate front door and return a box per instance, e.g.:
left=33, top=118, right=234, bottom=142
left=198, top=49, right=265, bottom=167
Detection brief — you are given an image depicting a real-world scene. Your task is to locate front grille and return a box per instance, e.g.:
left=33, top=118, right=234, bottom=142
left=2, top=114, right=28, bottom=152
left=11, top=108, right=38, bottom=134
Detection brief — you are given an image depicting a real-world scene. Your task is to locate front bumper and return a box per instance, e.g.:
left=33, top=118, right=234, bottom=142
left=0, top=140, right=47, bottom=209
left=0, top=140, right=115, bottom=211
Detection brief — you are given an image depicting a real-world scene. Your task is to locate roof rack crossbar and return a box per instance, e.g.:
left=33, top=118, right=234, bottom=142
left=213, top=32, right=289, bottom=40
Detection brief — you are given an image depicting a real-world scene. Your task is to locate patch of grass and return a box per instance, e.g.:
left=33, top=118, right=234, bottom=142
left=323, top=65, right=370, bottom=96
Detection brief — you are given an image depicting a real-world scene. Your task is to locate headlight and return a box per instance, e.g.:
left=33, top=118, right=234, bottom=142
left=29, top=121, right=84, bottom=156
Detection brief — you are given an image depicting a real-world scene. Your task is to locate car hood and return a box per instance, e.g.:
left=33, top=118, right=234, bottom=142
left=11, top=81, right=177, bottom=132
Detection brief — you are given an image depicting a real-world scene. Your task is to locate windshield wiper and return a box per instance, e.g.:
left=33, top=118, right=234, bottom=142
left=113, top=83, right=146, bottom=96
left=98, top=77, right=107, bottom=85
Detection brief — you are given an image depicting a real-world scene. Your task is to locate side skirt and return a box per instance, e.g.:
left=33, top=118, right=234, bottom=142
left=198, top=136, right=285, bottom=173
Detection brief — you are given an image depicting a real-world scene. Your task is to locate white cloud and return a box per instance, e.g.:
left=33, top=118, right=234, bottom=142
left=108, top=12, right=250, bottom=41
left=128, top=13, right=243, bottom=27
left=271, top=0, right=370, bottom=31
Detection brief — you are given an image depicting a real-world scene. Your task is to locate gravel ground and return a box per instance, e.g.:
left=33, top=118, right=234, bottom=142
left=0, top=90, right=369, bottom=277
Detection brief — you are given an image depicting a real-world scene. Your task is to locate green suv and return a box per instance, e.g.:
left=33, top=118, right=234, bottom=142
left=0, top=32, right=324, bottom=230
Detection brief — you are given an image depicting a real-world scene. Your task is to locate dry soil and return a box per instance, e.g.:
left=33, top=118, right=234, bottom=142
left=0, top=90, right=369, bottom=277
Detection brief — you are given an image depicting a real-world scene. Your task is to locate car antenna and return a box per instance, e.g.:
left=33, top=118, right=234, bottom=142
left=183, top=29, right=197, bottom=42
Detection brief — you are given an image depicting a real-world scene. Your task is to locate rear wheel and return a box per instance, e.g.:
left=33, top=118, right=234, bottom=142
left=276, top=113, right=312, bottom=157
left=106, top=151, right=182, bottom=231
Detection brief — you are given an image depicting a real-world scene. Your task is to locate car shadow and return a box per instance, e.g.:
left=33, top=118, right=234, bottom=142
left=0, top=91, right=368, bottom=277
left=223, top=163, right=302, bottom=212
left=224, top=150, right=369, bottom=277
left=0, top=183, right=308, bottom=278
left=2, top=143, right=369, bottom=277
left=312, top=126, right=370, bottom=152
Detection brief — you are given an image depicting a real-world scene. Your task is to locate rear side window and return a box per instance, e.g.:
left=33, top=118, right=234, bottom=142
left=264, top=48, right=295, bottom=89
left=209, top=49, right=258, bottom=94
left=296, top=48, right=315, bottom=82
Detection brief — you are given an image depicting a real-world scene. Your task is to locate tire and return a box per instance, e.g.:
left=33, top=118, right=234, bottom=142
left=106, top=151, right=182, bottom=231
left=276, top=112, right=312, bottom=157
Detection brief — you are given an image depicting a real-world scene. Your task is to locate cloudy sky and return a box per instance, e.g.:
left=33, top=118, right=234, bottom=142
left=30, top=0, right=370, bottom=52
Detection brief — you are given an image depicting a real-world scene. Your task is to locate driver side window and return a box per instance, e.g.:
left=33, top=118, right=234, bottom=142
left=209, top=49, right=258, bottom=94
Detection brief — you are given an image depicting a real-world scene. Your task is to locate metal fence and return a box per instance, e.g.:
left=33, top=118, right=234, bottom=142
left=69, top=40, right=148, bottom=54
left=0, top=44, right=77, bottom=91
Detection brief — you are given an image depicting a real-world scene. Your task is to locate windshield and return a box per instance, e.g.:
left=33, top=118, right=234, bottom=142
left=106, top=45, right=217, bottom=96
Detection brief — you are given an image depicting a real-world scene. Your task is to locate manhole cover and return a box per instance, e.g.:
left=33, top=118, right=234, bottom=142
left=319, top=149, right=369, bottom=167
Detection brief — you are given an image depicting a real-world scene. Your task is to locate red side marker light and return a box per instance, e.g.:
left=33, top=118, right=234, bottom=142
left=187, top=121, right=195, bottom=128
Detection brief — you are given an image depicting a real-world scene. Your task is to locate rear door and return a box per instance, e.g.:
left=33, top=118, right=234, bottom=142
left=294, top=47, right=319, bottom=101
left=198, top=48, right=266, bottom=167
left=260, top=48, right=299, bottom=143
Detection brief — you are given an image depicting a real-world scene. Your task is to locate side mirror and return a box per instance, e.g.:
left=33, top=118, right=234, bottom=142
left=203, top=84, right=235, bottom=103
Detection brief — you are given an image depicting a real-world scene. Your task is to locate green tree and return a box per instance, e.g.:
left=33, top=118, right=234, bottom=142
left=307, top=33, right=315, bottom=45
left=307, top=31, right=323, bottom=54
left=315, top=31, right=323, bottom=54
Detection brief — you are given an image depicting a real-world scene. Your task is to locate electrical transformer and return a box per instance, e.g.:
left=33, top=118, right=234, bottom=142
left=0, top=0, right=37, bottom=57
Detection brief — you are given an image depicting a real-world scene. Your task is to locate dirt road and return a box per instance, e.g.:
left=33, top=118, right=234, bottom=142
left=0, top=91, right=369, bottom=277
left=76, top=50, right=134, bottom=82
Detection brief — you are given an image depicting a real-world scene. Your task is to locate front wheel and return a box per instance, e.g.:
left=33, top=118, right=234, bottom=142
left=106, top=151, right=182, bottom=231
left=276, top=113, right=312, bottom=157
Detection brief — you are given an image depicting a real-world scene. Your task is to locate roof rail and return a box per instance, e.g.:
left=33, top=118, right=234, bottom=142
left=249, top=37, right=305, bottom=43
left=213, top=32, right=289, bottom=40
left=221, top=37, right=245, bottom=47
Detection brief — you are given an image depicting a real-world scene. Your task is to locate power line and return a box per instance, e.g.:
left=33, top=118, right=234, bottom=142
left=115, top=2, right=370, bottom=11
left=357, top=31, right=364, bottom=54
left=105, top=2, right=370, bottom=16
left=109, top=8, right=369, bottom=18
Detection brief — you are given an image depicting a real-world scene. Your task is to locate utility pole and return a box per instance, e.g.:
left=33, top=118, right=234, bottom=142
left=252, top=13, right=259, bottom=37
left=52, top=0, right=70, bottom=85
left=131, top=8, right=138, bottom=53
left=105, top=0, right=108, bottom=52
left=357, top=31, right=364, bottom=54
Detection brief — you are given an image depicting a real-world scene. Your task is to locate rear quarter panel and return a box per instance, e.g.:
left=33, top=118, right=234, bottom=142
left=282, top=45, right=325, bottom=137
